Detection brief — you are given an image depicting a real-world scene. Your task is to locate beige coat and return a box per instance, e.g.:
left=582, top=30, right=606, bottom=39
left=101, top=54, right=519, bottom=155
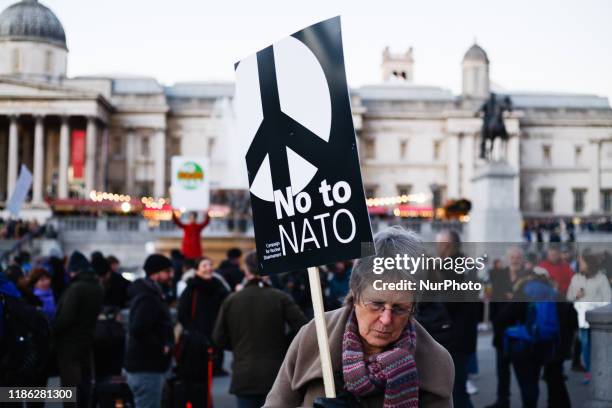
left=264, top=306, right=454, bottom=408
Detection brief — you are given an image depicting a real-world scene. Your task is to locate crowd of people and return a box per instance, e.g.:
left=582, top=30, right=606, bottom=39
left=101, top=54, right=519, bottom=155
left=0, top=218, right=46, bottom=240
left=0, top=218, right=611, bottom=407
left=522, top=216, right=612, bottom=242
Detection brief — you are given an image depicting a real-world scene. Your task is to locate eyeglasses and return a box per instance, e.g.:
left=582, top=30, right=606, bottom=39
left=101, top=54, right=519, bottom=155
left=361, top=301, right=412, bottom=317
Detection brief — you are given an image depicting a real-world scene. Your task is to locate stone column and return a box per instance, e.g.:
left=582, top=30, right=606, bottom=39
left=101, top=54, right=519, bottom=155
left=7, top=115, right=19, bottom=197
left=32, top=115, right=45, bottom=204
left=508, top=134, right=521, bottom=209
left=463, top=133, right=475, bottom=199
left=85, top=116, right=97, bottom=194
left=153, top=129, right=166, bottom=198
left=58, top=116, right=70, bottom=199
left=125, top=128, right=135, bottom=195
left=589, top=141, right=601, bottom=213
left=585, top=304, right=612, bottom=408
left=98, top=126, right=109, bottom=191
left=446, top=133, right=460, bottom=200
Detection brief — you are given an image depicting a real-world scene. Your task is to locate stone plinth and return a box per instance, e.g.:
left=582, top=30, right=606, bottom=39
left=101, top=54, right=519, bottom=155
left=584, top=304, right=612, bottom=408
left=467, top=160, right=522, bottom=243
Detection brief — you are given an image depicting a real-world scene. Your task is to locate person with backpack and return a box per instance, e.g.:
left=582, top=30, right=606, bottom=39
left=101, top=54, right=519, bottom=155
left=53, top=251, right=104, bottom=407
left=124, top=254, right=175, bottom=408
left=494, top=268, right=561, bottom=408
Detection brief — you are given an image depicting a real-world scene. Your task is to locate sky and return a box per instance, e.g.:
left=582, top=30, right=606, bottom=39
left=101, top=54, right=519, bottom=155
left=3, top=0, right=611, bottom=100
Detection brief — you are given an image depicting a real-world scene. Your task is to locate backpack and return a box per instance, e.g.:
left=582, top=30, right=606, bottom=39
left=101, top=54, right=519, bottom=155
left=93, top=309, right=126, bottom=379
left=0, top=294, right=50, bottom=382
left=504, top=280, right=560, bottom=362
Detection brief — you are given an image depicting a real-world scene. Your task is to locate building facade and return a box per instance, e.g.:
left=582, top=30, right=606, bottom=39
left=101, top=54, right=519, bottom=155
left=0, top=0, right=611, bottom=220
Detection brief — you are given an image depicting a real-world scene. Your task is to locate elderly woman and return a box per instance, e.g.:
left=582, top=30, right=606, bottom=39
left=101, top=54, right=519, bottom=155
left=264, top=226, right=454, bottom=408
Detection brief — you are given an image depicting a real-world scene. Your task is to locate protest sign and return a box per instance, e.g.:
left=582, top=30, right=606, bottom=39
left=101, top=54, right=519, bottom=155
left=7, top=164, right=33, bottom=217
left=235, top=16, right=375, bottom=398
left=171, top=157, right=210, bottom=210
left=235, top=16, right=374, bottom=276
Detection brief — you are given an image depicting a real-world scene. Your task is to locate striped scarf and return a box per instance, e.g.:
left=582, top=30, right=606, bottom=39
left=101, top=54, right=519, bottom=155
left=342, top=310, right=419, bottom=408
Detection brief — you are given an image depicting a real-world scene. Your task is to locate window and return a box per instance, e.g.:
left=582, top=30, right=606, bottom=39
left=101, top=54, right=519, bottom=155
left=111, top=134, right=122, bottom=157
left=11, top=48, right=20, bottom=73
left=45, top=50, right=53, bottom=74
left=363, top=138, right=375, bottom=159
left=399, top=140, right=408, bottom=159
left=574, top=145, right=583, bottom=166
left=542, top=145, right=552, bottom=165
left=572, top=188, right=586, bottom=213
left=208, top=137, right=216, bottom=157
left=364, top=185, right=377, bottom=199
left=136, top=182, right=151, bottom=197
left=539, top=188, right=555, bottom=212
left=432, top=186, right=445, bottom=208
left=602, top=189, right=612, bottom=213
left=397, top=184, right=411, bottom=197
left=140, top=136, right=150, bottom=157
left=433, top=141, right=441, bottom=160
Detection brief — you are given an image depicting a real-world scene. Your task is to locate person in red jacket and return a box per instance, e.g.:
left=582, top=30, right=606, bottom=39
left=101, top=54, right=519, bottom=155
left=538, top=246, right=575, bottom=296
left=172, top=210, right=210, bottom=260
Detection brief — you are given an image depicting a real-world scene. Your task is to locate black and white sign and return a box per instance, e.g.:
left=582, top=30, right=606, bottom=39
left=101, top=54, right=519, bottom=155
left=235, top=16, right=374, bottom=275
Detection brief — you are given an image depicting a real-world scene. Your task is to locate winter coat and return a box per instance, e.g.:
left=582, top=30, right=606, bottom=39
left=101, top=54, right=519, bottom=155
left=538, top=260, right=574, bottom=295
left=52, top=272, right=104, bottom=359
left=178, top=275, right=229, bottom=338
left=172, top=214, right=210, bottom=259
left=566, top=272, right=612, bottom=328
left=33, top=287, right=56, bottom=321
left=0, top=275, right=22, bottom=340
left=124, top=278, right=174, bottom=373
left=489, top=267, right=529, bottom=348
left=213, top=280, right=307, bottom=396
left=493, top=275, right=578, bottom=362
left=263, top=306, right=454, bottom=408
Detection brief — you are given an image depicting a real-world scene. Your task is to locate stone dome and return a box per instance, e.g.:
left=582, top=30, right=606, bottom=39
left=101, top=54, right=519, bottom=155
left=0, top=0, right=66, bottom=49
left=463, top=43, right=488, bottom=63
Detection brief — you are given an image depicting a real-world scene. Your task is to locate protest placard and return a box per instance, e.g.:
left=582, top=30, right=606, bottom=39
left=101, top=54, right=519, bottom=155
left=7, top=164, right=33, bottom=217
left=171, top=157, right=210, bottom=210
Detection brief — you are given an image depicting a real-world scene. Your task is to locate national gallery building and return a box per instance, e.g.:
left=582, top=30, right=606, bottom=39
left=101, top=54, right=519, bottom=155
left=1, top=0, right=611, bottom=220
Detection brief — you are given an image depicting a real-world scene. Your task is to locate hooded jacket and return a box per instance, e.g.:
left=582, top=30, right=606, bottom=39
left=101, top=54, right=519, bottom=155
left=264, top=306, right=454, bottom=408
left=124, top=278, right=174, bottom=373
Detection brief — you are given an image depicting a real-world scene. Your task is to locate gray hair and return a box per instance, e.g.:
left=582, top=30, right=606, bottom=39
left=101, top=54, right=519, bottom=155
left=345, top=225, right=425, bottom=307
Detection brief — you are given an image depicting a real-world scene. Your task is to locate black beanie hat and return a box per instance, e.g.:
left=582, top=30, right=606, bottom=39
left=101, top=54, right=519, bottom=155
left=91, top=256, right=111, bottom=277
left=143, top=254, right=172, bottom=276
left=67, top=251, right=93, bottom=275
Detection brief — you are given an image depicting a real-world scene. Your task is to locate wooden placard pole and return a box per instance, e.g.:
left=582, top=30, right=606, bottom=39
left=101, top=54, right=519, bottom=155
left=307, top=266, right=336, bottom=398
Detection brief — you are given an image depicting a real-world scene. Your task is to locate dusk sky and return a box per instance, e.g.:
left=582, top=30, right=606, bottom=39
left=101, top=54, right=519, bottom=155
left=5, top=0, right=610, bottom=101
